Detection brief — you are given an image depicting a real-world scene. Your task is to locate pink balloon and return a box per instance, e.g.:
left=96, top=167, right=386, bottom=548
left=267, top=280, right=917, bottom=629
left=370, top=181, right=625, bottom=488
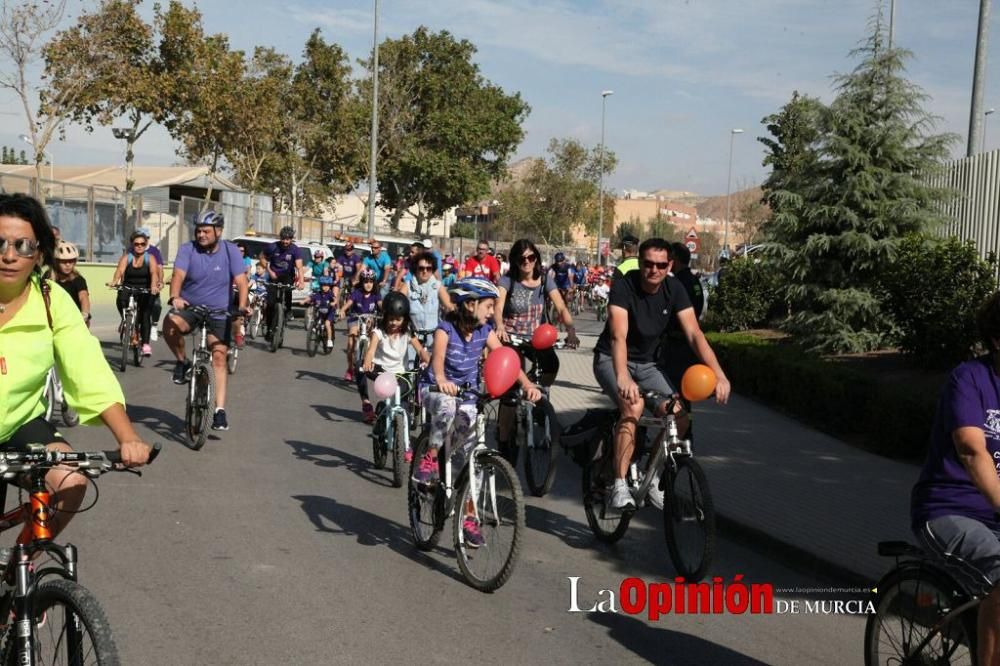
left=373, top=372, right=398, bottom=401
left=484, top=346, right=521, bottom=398
left=532, top=323, right=559, bottom=350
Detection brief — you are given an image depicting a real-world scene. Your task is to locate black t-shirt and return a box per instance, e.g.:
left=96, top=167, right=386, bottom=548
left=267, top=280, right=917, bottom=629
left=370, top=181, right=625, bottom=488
left=672, top=267, right=704, bottom=319
left=595, top=271, right=693, bottom=363
left=53, top=274, right=88, bottom=311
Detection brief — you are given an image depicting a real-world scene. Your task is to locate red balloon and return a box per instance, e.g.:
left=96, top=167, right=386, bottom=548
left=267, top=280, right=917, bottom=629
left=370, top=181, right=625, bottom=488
left=532, top=323, right=559, bottom=350
left=484, top=346, right=521, bottom=398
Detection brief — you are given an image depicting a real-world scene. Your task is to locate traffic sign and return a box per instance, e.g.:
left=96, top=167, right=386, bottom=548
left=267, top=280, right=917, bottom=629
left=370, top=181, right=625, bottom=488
left=686, top=227, right=698, bottom=240
left=686, top=240, right=698, bottom=253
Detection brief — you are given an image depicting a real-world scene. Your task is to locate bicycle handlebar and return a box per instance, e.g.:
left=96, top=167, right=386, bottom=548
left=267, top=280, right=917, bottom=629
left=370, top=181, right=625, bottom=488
left=428, top=382, right=488, bottom=400
left=108, top=285, right=152, bottom=294
left=0, top=443, right=161, bottom=478
left=506, top=334, right=567, bottom=351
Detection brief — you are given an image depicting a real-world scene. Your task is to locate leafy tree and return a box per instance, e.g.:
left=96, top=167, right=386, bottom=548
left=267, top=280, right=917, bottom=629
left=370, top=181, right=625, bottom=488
left=758, top=91, right=825, bottom=220
left=0, top=146, right=28, bottom=164
left=358, top=27, right=529, bottom=234
left=763, top=11, right=957, bottom=353
left=647, top=216, right=680, bottom=241
left=450, top=221, right=476, bottom=239
left=613, top=220, right=640, bottom=247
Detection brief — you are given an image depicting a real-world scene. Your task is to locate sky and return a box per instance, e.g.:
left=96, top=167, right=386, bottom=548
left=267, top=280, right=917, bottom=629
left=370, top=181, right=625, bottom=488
left=0, top=0, right=997, bottom=197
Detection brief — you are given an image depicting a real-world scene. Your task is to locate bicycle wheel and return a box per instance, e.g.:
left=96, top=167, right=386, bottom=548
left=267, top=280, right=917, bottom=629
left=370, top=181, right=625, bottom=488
left=306, top=323, right=318, bottom=358
left=185, top=361, right=215, bottom=450
left=524, top=399, right=559, bottom=497
left=356, top=337, right=368, bottom=372
left=372, top=409, right=388, bottom=470
left=582, top=436, right=631, bottom=543
left=663, top=457, right=716, bottom=582
left=133, top=333, right=143, bottom=367
left=118, top=315, right=130, bottom=372
left=226, top=347, right=238, bottom=375
left=8, top=578, right=121, bottom=665
left=391, top=412, right=407, bottom=488
left=864, top=566, right=977, bottom=665
left=453, top=449, right=524, bottom=592
left=270, top=304, right=285, bottom=352
left=407, top=432, right=443, bottom=551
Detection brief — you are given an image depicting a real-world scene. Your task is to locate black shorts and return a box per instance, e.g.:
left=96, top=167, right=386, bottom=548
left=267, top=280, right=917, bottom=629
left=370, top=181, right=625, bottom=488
left=170, top=308, right=232, bottom=346
left=3, top=416, right=68, bottom=451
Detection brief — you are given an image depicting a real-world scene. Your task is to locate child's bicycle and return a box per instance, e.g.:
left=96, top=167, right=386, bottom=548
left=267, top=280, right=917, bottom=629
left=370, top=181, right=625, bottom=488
left=0, top=442, right=160, bottom=665
left=407, top=384, right=524, bottom=592
left=864, top=540, right=978, bottom=665
left=306, top=306, right=336, bottom=357
left=594, top=294, right=608, bottom=322
left=368, top=370, right=419, bottom=488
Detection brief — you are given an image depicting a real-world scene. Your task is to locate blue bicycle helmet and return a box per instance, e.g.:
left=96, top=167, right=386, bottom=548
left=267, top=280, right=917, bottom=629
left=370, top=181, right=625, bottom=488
left=449, top=277, right=500, bottom=303
left=318, top=276, right=334, bottom=286
left=194, top=210, right=224, bottom=227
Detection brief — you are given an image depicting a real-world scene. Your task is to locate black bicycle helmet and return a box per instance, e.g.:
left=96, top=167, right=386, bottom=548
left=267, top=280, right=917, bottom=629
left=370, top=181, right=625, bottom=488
left=383, top=291, right=409, bottom=317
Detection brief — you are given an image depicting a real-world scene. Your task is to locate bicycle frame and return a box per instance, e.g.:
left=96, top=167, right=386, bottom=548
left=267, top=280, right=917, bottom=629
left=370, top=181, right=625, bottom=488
left=628, top=410, right=691, bottom=505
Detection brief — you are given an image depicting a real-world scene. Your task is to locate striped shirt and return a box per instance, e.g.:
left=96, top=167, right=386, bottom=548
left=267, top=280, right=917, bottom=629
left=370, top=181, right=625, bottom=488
left=425, top=320, right=491, bottom=389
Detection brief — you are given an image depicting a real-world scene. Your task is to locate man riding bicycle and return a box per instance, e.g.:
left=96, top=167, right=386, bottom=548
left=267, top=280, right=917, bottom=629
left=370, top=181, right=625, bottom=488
left=163, top=211, right=249, bottom=431
left=337, top=241, right=363, bottom=292
left=592, top=237, right=730, bottom=511
left=549, top=252, right=574, bottom=304
left=264, top=226, right=305, bottom=339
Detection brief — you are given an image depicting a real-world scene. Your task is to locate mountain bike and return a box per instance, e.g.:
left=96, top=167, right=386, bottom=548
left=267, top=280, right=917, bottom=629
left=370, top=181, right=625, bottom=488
left=567, top=391, right=716, bottom=582
left=498, top=334, right=564, bottom=497
left=369, top=370, right=418, bottom=488
left=353, top=314, right=377, bottom=373
left=42, top=367, right=78, bottom=428
left=0, top=443, right=160, bottom=666
left=306, top=307, right=335, bottom=358
left=864, top=540, right=978, bottom=665
left=245, top=290, right=265, bottom=340
left=407, top=329, right=435, bottom=433
left=110, top=286, right=150, bottom=372
left=266, top=282, right=293, bottom=352
left=184, top=306, right=229, bottom=450
left=407, top=384, right=524, bottom=592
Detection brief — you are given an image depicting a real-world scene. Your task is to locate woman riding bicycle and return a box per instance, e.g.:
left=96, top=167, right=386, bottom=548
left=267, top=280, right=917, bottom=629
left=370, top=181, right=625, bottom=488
left=109, top=229, right=160, bottom=357
left=911, top=291, right=1000, bottom=666
left=0, top=194, right=151, bottom=538
left=398, top=251, right=454, bottom=363
left=493, top=238, right=579, bottom=463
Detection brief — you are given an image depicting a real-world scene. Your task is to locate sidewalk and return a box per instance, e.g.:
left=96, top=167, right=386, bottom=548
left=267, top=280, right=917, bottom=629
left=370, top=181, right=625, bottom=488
left=550, top=330, right=915, bottom=583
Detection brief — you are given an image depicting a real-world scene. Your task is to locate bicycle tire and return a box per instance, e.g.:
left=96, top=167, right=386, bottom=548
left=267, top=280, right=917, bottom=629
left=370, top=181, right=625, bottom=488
left=864, top=565, right=977, bottom=666
left=118, top=314, right=131, bottom=372
left=391, top=411, right=407, bottom=488
left=662, top=457, right=716, bottom=582
left=226, top=347, right=238, bottom=375
left=306, top=323, right=318, bottom=358
left=453, top=449, right=524, bottom=592
left=408, top=432, right=443, bottom=551
left=5, top=578, right=121, bottom=666
left=185, top=361, right=214, bottom=450
left=270, top=304, right=285, bottom=352
left=524, top=399, right=559, bottom=497
left=372, top=408, right=388, bottom=470
left=133, top=336, right=143, bottom=367
left=356, top=337, right=368, bottom=373
left=582, top=436, right=631, bottom=543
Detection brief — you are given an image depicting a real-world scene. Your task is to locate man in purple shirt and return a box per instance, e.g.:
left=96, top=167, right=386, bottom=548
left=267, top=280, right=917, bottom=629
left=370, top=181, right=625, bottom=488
left=337, top=241, right=363, bottom=289
left=163, top=211, right=248, bottom=431
left=263, top=225, right=305, bottom=340
left=912, top=292, right=1000, bottom=665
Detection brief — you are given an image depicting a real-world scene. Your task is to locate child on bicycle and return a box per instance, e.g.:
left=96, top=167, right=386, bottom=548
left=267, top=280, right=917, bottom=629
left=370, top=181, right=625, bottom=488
left=339, top=268, right=380, bottom=384
left=49, top=241, right=91, bottom=327
left=309, top=276, right=338, bottom=350
left=361, top=292, right=430, bottom=436
left=415, top=278, right=541, bottom=547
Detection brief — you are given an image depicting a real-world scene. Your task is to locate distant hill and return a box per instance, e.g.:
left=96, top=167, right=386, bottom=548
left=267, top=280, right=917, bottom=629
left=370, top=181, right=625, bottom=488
left=696, top=186, right=765, bottom=220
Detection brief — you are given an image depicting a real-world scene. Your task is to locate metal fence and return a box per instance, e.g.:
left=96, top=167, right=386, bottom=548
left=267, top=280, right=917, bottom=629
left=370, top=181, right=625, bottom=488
left=927, top=150, right=1000, bottom=272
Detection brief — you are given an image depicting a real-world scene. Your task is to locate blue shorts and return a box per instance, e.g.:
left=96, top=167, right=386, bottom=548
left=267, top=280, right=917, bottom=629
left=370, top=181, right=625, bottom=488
left=915, top=514, right=1000, bottom=597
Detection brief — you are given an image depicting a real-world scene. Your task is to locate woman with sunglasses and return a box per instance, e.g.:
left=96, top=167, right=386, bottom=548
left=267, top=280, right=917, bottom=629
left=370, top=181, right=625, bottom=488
left=398, top=251, right=454, bottom=360
left=493, top=238, right=580, bottom=461
left=109, top=229, right=161, bottom=357
left=0, top=194, right=151, bottom=538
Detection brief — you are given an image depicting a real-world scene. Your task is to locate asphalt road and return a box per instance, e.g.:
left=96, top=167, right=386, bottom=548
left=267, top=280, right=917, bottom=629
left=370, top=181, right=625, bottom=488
left=52, top=308, right=866, bottom=665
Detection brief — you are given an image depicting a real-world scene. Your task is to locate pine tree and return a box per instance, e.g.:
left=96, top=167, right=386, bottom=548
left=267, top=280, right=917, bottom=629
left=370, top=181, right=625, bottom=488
left=764, top=7, right=956, bottom=353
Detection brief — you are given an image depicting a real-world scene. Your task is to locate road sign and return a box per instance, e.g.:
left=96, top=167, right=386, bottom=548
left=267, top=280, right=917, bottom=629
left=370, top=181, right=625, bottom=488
left=686, top=239, right=700, bottom=254
left=686, top=227, right=698, bottom=240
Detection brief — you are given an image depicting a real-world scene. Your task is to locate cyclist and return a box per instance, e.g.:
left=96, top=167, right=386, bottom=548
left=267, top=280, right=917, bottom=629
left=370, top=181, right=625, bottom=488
left=593, top=238, right=730, bottom=511
left=339, top=269, right=380, bottom=387
left=494, top=238, right=579, bottom=463
left=441, top=261, right=457, bottom=289
left=911, top=291, right=1000, bottom=666
left=548, top=252, right=574, bottom=304
left=0, top=193, right=151, bottom=538
left=363, top=240, right=393, bottom=295
left=398, top=251, right=453, bottom=361
left=337, top=241, right=363, bottom=292
left=163, top=211, right=249, bottom=431
left=574, top=260, right=589, bottom=309
left=309, top=276, right=337, bottom=350
left=108, top=229, right=161, bottom=358
left=49, top=240, right=91, bottom=327
left=463, top=242, right=501, bottom=283
left=415, top=278, right=541, bottom=547
left=264, top=226, right=305, bottom=340
left=136, top=228, right=165, bottom=342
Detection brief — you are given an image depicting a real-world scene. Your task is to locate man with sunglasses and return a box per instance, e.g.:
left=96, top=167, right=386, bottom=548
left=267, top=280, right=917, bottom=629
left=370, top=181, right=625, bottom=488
left=363, top=239, right=392, bottom=295
left=593, top=238, right=731, bottom=512
left=464, top=241, right=500, bottom=283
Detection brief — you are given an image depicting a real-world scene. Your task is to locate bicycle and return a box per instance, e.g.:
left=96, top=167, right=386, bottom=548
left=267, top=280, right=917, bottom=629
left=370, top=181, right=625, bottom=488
left=567, top=390, right=716, bottom=582
left=306, top=306, right=336, bottom=358
left=407, top=384, right=525, bottom=592
left=594, top=294, right=608, bottom=322
left=864, top=540, right=978, bottom=665
left=245, top=289, right=265, bottom=341
left=407, top=330, right=436, bottom=434
left=265, top=282, right=293, bottom=353
left=353, top=314, right=377, bottom=375
left=0, top=442, right=160, bottom=665
left=109, top=286, right=150, bottom=372
left=183, top=305, right=230, bottom=450
left=369, top=370, right=418, bottom=488
left=42, top=367, right=79, bottom=428
left=499, top=334, right=564, bottom=497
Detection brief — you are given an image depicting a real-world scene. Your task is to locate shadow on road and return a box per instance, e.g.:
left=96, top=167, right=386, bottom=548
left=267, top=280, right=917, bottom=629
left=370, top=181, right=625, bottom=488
left=290, top=493, right=464, bottom=584
left=286, top=439, right=393, bottom=488
left=311, top=404, right=361, bottom=423
left=294, top=369, right=355, bottom=391
left=587, top=611, right=769, bottom=665
left=127, top=403, right=188, bottom=446
left=524, top=503, right=597, bottom=549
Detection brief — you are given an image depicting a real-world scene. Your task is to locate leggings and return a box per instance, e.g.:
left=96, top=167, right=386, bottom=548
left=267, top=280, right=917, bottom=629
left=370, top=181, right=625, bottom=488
left=116, top=291, right=152, bottom=344
left=422, top=387, right=478, bottom=462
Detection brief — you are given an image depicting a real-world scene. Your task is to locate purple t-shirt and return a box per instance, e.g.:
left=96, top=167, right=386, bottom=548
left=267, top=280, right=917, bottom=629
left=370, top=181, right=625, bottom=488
left=147, top=245, right=163, bottom=265
left=348, top=289, right=380, bottom=318
left=265, top=242, right=300, bottom=278
left=912, top=357, right=1000, bottom=529
left=424, top=320, right=492, bottom=389
left=174, top=240, right=244, bottom=312
left=339, top=253, right=363, bottom=278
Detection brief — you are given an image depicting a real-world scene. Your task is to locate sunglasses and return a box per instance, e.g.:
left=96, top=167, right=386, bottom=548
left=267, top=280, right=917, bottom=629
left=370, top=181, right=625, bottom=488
left=0, top=237, right=38, bottom=258
left=518, top=254, right=538, bottom=264
left=133, top=242, right=147, bottom=248
left=416, top=265, right=433, bottom=272
left=642, top=260, right=671, bottom=271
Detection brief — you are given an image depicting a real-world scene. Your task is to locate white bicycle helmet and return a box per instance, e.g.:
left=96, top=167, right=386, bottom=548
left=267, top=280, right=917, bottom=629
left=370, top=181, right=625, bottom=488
left=54, top=240, right=79, bottom=261
left=449, top=277, right=500, bottom=303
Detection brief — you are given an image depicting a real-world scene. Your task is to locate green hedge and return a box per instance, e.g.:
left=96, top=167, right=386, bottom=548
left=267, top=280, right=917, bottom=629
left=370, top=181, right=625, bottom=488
left=703, top=256, right=781, bottom=332
left=708, top=332, right=935, bottom=460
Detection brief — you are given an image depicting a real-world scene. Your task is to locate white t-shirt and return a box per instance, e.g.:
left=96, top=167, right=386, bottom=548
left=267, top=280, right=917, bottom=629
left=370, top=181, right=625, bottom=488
left=372, top=327, right=409, bottom=373
left=592, top=283, right=610, bottom=300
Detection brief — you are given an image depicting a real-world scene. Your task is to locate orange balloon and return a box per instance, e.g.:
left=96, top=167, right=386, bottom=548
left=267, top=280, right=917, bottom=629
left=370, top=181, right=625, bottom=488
left=484, top=346, right=521, bottom=398
left=531, top=323, right=559, bottom=350
left=681, top=364, right=717, bottom=402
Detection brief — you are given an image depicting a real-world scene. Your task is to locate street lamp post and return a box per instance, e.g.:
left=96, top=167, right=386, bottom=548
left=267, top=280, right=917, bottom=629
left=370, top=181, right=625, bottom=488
left=723, top=129, right=744, bottom=259
left=598, top=90, right=613, bottom=266
left=366, top=0, right=381, bottom=240
left=984, top=108, right=996, bottom=153
left=19, top=134, right=53, bottom=195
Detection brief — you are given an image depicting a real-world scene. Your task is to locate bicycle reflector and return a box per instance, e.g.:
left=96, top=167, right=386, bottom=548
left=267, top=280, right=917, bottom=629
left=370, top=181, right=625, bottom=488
left=681, top=364, right=717, bottom=402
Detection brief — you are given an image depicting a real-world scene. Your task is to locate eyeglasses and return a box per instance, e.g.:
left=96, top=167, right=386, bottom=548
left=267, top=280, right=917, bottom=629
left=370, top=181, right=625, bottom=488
left=133, top=242, right=147, bottom=248
left=0, top=237, right=38, bottom=258
left=642, top=260, right=671, bottom=271
left=416, top=265, right=433, bottom=272
left=518, top=254, right=538, bottom=264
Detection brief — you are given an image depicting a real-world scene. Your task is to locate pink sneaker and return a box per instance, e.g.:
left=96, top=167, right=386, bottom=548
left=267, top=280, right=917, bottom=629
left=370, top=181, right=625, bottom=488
left=404, top=449, right=413, bottom=464
left=142, top=344, right=152, bottom=356
left=344, top=369, right=354, bottom=382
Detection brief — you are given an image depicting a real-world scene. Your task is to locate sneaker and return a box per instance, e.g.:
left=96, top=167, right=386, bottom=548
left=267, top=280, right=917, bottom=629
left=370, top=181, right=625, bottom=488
left=149, top=327, right=158, bottom=342
left=235, top=334, right=245, bottom=349
left=647, top=470, right=664, bottom=511
left=362, top=403, right=375, bottom=424
left=211, top=409, right=229, bottom=431
left=608, top=480, right=635, bottom=512
left=414, top=453, right=439, bottom=484
left=344, top=369, right=354, bottom=382
left=326, top=339, right=333, bottom=349
left=404, top=449, right=413, bottom=464
left=141, top=343, right=152, bottom=356
left=172, top=360, right=192, bottom=385
left=462, top=517, right=485, bottom=548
